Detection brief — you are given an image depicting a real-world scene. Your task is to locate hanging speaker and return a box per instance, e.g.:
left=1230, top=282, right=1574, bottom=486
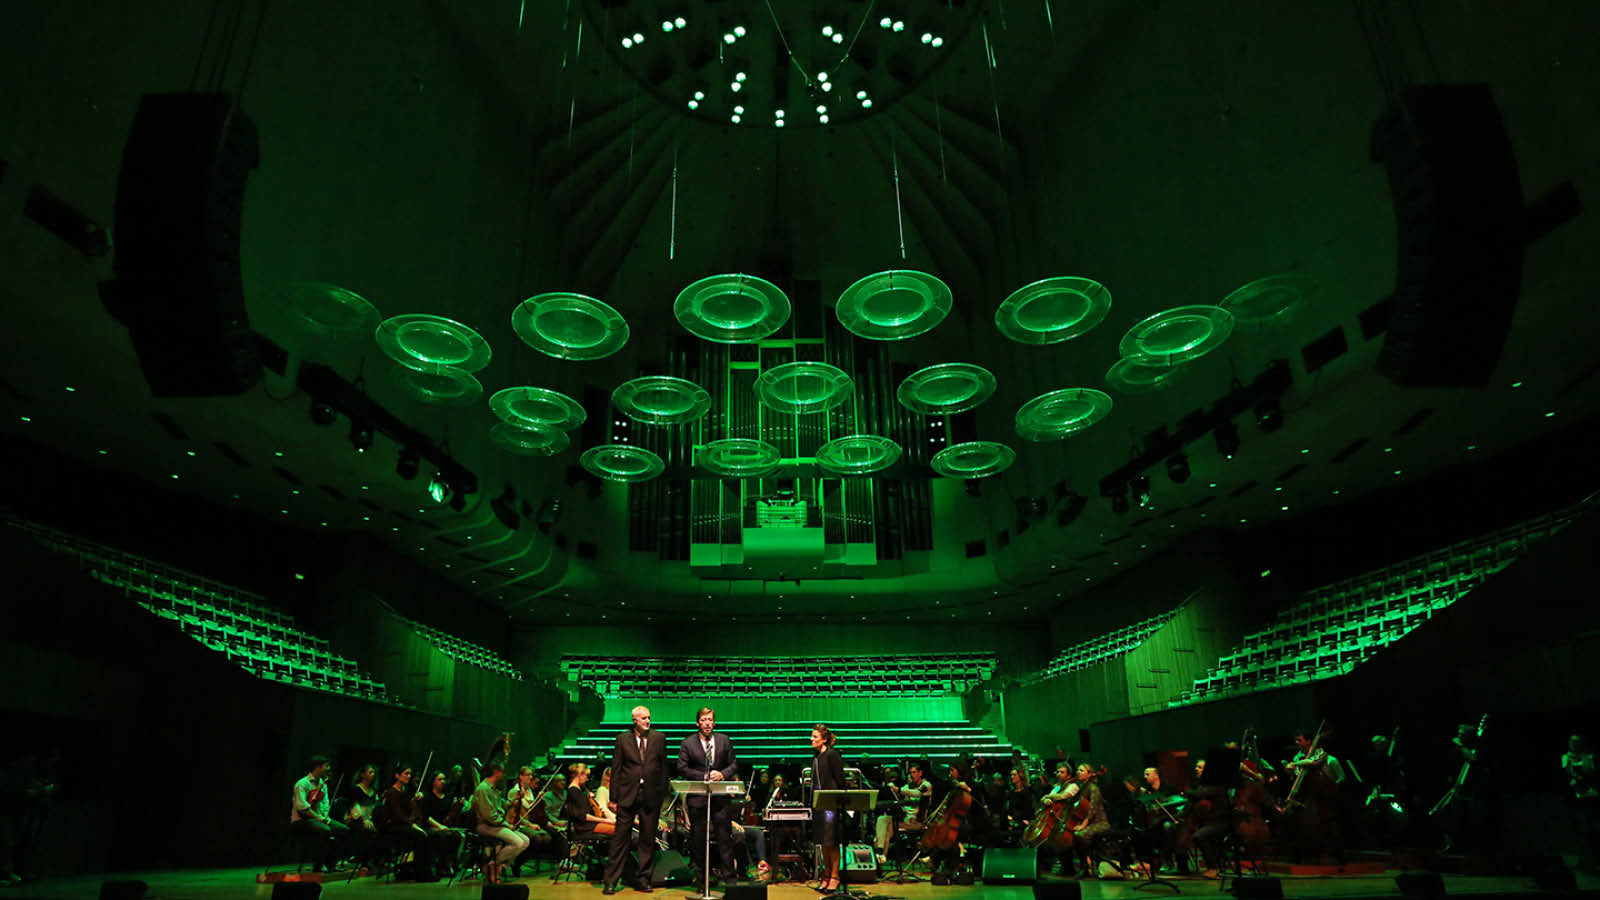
left=101, top=92, right=261, bottom=397
left=1371, top=84, right=1524, bottom=387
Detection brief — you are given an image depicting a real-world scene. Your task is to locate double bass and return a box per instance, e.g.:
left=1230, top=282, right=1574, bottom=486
left=1233, top=728, right=1272, bottom=849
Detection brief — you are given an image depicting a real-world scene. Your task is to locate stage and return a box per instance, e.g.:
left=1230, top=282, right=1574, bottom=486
left=6, top=867, right=1598, bottom=900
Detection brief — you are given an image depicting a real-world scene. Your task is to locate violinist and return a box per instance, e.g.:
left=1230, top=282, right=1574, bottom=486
left=593, top=768, right=619, bottom=829
left=566, top=764, right=614, bottom=837
left=343, top=764, right=380, bottom=835
left=1137, top=767, right=1183, bottom=870
left=507, top=767, right=558, bottom=874
left=289, top=755, right=349, bottom=873
left=471, top=762, right=529, bottom=884
left=420, top=771, right=466, bottom=880
left=810, top=725, right=846, bottom=892
left=380, top=764, right=444, bottom=882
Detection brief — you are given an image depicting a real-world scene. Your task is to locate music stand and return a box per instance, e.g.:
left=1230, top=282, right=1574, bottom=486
left=671, top=779, right=746, bottom=900
left=813, top=789, right=878, bottom=899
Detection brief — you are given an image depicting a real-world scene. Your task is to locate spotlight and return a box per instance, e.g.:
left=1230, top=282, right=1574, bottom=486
left=1166, top=452, right=1190, bottom=484
left=396, top=449, right=420, bottom=480
left=1131, top=473, right=1153, bottom=508
left=1214, top=421, right=1240, bottom=459
left=348, top=420, right=374, bottom=453
left=427, top=472, right=452, bottom=505
left=309, top=402, right=337, bottom=426
left=1254, top=396, right=1283, bottom=432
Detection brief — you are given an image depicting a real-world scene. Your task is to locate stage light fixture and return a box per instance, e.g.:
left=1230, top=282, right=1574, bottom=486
left=396, top=449, right=420, bottom=480
left=309, top=401, right=337, bottom=426
left=1214, top=421, right=1241, bottom=459
left=427, top=472, right=451, bottom=505
left=1254, top=396, right=1283, bottom=432
left=348, top=420, right=374, bottom=453
left=1132, top=473, right=1153, bottom=508
left=1166, top=452, right=1190, bottom=484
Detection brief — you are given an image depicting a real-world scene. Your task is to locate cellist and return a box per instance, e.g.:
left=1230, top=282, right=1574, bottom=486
left=1063, top=764, right=1111, bottom=878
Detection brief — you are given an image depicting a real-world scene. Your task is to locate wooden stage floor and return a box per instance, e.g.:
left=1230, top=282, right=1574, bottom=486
left=7, top=867, right=1599, bottom=900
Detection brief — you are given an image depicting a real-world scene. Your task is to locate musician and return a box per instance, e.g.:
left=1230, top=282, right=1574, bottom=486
left=507, top=767, right=558, bottom=876
left=343, top=764, right=380, bottom=834
left=1431, top=722, right=1488, bottom=854
left=594, top=767, right=619, bottom=826
left=1005, top=768, right=1035, bottom=838
left=566, top=764, right=613, bottom=837
left=750, top=769, right=772, bottom=810
left=289, top=755, right=349, bottom=873
left=605, top=705, right=668, bottom=895
left=811, top=725, right=847, bottom=891
left=1135, top=766, right=1180, bottom=867
left=1562, top=734, right=1599, bottom=871
left=1065, top=763, right=1111, bottom=878
left=381, top=764, right=447, bottom=882
left=678, top=707, right=740, bottom=882
left=1283, top=729, right=1342, bottom=862
left=899, top=764, right=933, bottom=827
left=767, top=774, right=788, bottom=806
left=420, top=771, right=466, bottom=879
left=470, top=762, right=530, bottom=884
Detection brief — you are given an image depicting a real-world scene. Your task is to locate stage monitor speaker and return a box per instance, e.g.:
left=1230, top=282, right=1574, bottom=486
left=623, top=848, right=692, bottom=886
left=269, top=883, right=321, bottom=900
left=99, top=881, right=148, bottom=900
left=481, top=884, right=530, bottom=900
left=102, top=92, right=261, bottom=397
left=982, top=847, right=1038, bottom=884
left=1228, top=877, right=1284, bottom=900
left=1394, top=871, right=1447, bottom=896
left=1031, top=877, right=1082, bottom=900
left=1371, top=83, right=1524, bottom=387
left=842, top=843, right=879, bottom=883
left=726, top=883, right=767, bottom=900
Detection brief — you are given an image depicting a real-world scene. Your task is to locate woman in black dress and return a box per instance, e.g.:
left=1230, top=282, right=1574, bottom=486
left=810, top=724, right=846, bottom=891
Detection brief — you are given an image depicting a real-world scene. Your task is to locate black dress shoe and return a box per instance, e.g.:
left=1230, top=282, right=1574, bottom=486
left=603, top=883, right=621, bottom=895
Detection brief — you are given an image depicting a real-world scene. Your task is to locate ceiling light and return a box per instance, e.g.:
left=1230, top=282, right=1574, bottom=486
left=733, top=25, right=746, bottom=37
left=733, top=105, right=744, bottom=114
left=730, top=114, right=741, bottom=123
left=816, top=104, right=827, bottom=113
left=832, top=32, right=844, bottom=43
left=774, top=119, right=785, bottom=128
left=694, top=90, right=705, bottom=100
left=861, top=98, right=872, bottom=108
left=856, top=90, right=868, bottom=100
left=821, top=81, right=833, bottom=91
left=395, top=449, right=420, bottom=480
left=349, top=420, right=374, bottom=453
left=735, top=71, right=747, bottom=82
left=818, top=72, right=829, bottom=82
left=932, top=36, right=944, bottom=47
left=893, top=20, right=905, bottom=32
left=921, top=32, right=933, bottom=44
left=822, top=25, right=834, bottom=36
left=675, top=16, right=686, bottom=27
left=731, top=81, right=742, bottom=92
left=622, top=37, right=634, bottom=48
left=1253, top=396, right=1283, bottom=432
left=687, top=99, right=699, bottom=110
left=1132, top=473, right=1153, bottom=508
left=1214, top=421, right=1240, bottom=459
left=662, top=20, right=673, bottom=31
left=633, top=32, right=644, bottom=43
left=819, top=114, right=829, bottom=124
left=774, top=109, right=785, bottom=118
left=880, top=16, right=892, bottom=28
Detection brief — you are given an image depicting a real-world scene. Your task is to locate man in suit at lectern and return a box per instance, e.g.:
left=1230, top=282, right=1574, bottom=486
left=605, top=705, right=667, bottom=894
left=678, top=707, right=740, bottom=881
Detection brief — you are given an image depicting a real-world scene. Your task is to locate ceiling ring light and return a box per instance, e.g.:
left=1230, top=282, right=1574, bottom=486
left=1106, top=358, right=1188, bottom=394
left=488, top=386, right=588, bottom=432
left=1220, top=273, right=1319, bottom=325
left=393, top=364, right=483, bottom=406
left=284, top=282, right=381, bottom=337
left=835, top=269, right=952, bottom=340
left=512, top=292, right=629, bottom=360
left=673, top=273, right=791, bottom=343
left=994, top=276, right=1112, bottom=345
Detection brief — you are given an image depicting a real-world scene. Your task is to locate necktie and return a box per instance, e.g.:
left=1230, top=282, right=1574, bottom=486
left=704, top=739, right=714, bottom=771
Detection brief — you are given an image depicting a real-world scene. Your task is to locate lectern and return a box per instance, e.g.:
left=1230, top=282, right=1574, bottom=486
left=671, top=779, right=746, bottom=900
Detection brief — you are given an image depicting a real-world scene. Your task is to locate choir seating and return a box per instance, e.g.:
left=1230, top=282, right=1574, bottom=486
left=559, top=651, right=996, bottom=698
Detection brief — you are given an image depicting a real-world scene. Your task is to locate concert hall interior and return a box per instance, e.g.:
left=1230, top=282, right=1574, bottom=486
left=3, top=1, right=1600, bottom=898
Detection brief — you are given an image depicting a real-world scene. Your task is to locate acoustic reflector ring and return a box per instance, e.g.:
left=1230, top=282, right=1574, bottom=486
left=488, top=386, right=587, bottom=432
left=1118, top=305, right=1234, bottom=365
left=512, top=292, right=629, bottom=360
left=816, top=434, right=903, bottom=475
left=896, top=363, right=997, bottom=415
left=673, top=273, right=792, bottom=343
left=284, top=282, right=380, bottom=337
left=490, top=421, right=571, bottom=457
left=754, top=361, right=854, bottom=414
left=393, top=364, right=482, bottom=406
left=994, top=276, right=1112, bottom=345
left=1106, top=358, right=1187, bottom=394
left=697, top=438, right=782, bottom=477
left=377, top=313, right=492, bottom=373
left=580, top=444, right=665, bottom=483
left=834, top=269, right=952, bottom=340
left=1220, top=273, right=1319, bottom=325
left=931, top=441, right=1017, bottom=479
left=1014, top=388, right=1113, bottom=441
left=612, top=376, right=712, bottom=425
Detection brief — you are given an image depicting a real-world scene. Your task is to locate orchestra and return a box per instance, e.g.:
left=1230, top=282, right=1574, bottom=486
left=277, top=712, right=1556, bottom=887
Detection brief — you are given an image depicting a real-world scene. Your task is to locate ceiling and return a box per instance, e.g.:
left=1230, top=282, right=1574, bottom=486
left=1, top=0, right=1597, bottom=625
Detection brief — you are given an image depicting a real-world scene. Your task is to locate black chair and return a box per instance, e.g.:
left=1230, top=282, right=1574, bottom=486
left=450, top=811, right=510, bottom=886
left=552, top=824, right=610, bottom=883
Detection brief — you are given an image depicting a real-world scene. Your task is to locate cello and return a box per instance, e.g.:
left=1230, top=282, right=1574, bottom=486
left=920, top=772, right=973, bottom=851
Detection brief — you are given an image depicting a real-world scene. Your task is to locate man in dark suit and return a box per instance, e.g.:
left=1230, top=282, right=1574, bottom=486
left=677, top=706, right=740, bottom=881
left=605, top=705, right=667, bottom=894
